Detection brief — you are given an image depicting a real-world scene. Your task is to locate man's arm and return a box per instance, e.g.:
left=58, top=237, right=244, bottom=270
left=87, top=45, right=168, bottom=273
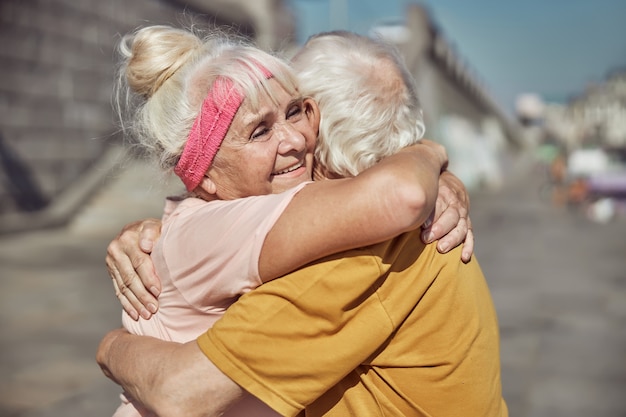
left=422, top=170, right=474, bottom=262
left=98, top=248, right=394, bottom=417
left=97, top=329, right=244, bottom=417
left=98, top=230, right=438, bottom=416
left=197, top=235, right=426, bottom=416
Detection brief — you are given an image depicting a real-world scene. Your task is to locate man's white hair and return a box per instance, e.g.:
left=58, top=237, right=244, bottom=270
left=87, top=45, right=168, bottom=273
left=292, top=30, right=426, bottom=177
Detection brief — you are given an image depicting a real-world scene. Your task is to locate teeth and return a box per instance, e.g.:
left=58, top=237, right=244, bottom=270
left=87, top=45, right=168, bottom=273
left=275, top=161, right=303, bottom=175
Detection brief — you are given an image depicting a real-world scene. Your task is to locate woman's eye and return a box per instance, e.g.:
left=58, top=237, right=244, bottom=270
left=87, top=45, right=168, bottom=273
left=251, top=127, right=270, bottom=141
left=287, top=104, right=303, bottom=119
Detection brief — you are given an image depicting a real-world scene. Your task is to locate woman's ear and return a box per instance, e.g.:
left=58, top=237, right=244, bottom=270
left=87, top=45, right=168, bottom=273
left=303, top=97, right=321, bottom=135
left=198, top=175, right=217, bottom=196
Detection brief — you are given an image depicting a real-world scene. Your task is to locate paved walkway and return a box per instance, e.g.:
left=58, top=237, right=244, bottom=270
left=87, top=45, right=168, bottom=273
left=0, top=157, right=624, bottom=417
left=470, top=168, right=626, bottom=417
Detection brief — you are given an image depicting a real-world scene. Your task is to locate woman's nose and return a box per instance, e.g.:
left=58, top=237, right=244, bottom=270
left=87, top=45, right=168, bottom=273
left=275, top=122, right=305, bottom=153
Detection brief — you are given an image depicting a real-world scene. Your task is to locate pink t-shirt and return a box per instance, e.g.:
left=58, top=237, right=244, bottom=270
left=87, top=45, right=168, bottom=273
left=114, top=183, right=309, bottom=417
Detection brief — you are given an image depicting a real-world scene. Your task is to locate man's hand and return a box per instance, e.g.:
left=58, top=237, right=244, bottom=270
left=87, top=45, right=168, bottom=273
left=106, top=218, right=163, bottom=320
left=421, top=170, right=474, bottom=262
left=97, top=329, right=244, bottom=417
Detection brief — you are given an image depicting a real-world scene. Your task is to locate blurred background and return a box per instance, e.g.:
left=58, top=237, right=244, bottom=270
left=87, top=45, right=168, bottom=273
left=2, top=0, right=626, bottom=226
left=0, top=1, right=624, bottom=416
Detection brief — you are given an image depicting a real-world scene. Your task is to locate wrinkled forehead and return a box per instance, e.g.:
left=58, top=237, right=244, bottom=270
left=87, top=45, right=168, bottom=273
left=242, top=77, right=300, bottom=115
left=236, top=78, right=300, bottom=125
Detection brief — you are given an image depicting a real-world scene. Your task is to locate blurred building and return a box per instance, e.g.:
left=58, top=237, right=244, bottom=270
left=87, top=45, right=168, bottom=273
left=371, top=4, right=524, bottom=190
left=527, top=69, right=626, bottom=220
left=524, top=68, right=626, bottom=152
left=0, top=0, right=520, bottom=232
left=532, top=69, right=626, bottom=170
left=562, top=70, right=626, bottom=149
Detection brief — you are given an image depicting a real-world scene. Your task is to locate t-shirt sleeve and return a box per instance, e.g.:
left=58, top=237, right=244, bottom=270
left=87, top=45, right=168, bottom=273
left=196, top=246, right=398, bottom=416
left=162, top=182, right=309, bottom=310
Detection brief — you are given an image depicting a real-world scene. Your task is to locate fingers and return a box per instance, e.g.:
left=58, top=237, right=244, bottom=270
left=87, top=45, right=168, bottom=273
left=434, top=213, right=467, bottom=253
left=138, top=218, right=162, bottom=253
left=422, top=169, right=476, bottom=261
left=422, top=210, right=475, bottom=262
left=421, top=190, right=460, bottom=245
left=460, top=215, right=475, bottom=262
left=461, top=227, right=474, bottom=263
left=107, top=259, right=140, bottom=321
left=435, top=215, right=467, bottom=252
left=106, top=227, right=160, bottom=320
left=107, top=248, right=157, bottom=320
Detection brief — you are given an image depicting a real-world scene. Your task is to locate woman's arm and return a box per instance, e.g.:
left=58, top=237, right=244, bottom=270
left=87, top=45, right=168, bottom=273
left=258, top=140, right=445, bottom=281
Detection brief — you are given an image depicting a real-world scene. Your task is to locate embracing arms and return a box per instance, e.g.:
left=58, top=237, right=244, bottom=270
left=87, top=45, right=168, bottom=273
left=97, top=145, right=473, bottom=415
left=98, top=329, right=242, bottom=417
left=258, top=140, right=445, bottom=281
left=107, top=159, right=473, bottom=320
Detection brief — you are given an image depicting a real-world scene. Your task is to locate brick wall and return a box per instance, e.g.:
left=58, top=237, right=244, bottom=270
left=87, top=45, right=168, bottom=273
left=0, top=0, right=222, bottom=215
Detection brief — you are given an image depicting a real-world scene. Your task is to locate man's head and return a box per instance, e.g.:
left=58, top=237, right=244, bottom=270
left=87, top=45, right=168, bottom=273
left=291, top=30, right=426, bottom=178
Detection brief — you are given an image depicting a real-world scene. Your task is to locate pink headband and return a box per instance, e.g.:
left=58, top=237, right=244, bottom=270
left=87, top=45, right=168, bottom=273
left=175, top=65, right=273, bottom=191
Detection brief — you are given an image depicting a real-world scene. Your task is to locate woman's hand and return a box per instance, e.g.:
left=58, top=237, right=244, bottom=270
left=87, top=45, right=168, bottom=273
left=421, top=170, right=474, bottom=262
left=106, top=218, right=163, bottom=320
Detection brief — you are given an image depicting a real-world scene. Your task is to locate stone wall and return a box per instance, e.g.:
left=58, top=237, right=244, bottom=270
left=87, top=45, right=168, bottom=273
left=397, top=4, right=520, bottom=145
left=0, top=0, right=250, bottom=216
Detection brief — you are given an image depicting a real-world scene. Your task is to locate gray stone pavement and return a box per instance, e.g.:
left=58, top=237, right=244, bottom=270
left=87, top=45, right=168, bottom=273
left=470, top=169, right=626, bottom=417
left=0, top=156, right=625, bottom=417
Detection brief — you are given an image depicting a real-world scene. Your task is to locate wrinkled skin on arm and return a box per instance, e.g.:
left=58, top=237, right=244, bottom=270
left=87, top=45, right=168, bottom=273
left=97, top=329, right=244, bottom=417
left=105, top=169, right=473, bottom=320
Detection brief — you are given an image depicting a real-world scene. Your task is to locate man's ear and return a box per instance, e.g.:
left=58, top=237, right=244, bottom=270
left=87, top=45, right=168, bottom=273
left=303, top=97, right=321, bottom=135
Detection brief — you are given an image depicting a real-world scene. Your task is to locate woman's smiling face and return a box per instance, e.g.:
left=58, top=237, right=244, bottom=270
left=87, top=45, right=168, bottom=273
left=205, top=78, right=320, bottom=200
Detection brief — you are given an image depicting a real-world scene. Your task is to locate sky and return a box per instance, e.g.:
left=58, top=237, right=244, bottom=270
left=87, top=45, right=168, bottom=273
left=288, top=0, right=626, bottom=115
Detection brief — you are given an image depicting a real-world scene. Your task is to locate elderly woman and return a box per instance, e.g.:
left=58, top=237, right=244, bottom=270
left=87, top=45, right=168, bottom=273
left=100, top=26, right=508, bottom=415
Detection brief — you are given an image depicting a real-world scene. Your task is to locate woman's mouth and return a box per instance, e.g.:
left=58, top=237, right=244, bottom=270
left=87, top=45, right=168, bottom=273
left=274, top=160, right=304, bottom=175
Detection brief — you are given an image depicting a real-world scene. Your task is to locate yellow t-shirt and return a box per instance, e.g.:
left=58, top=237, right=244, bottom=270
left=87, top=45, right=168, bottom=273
left=197, top=229, right=508, bottom=417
